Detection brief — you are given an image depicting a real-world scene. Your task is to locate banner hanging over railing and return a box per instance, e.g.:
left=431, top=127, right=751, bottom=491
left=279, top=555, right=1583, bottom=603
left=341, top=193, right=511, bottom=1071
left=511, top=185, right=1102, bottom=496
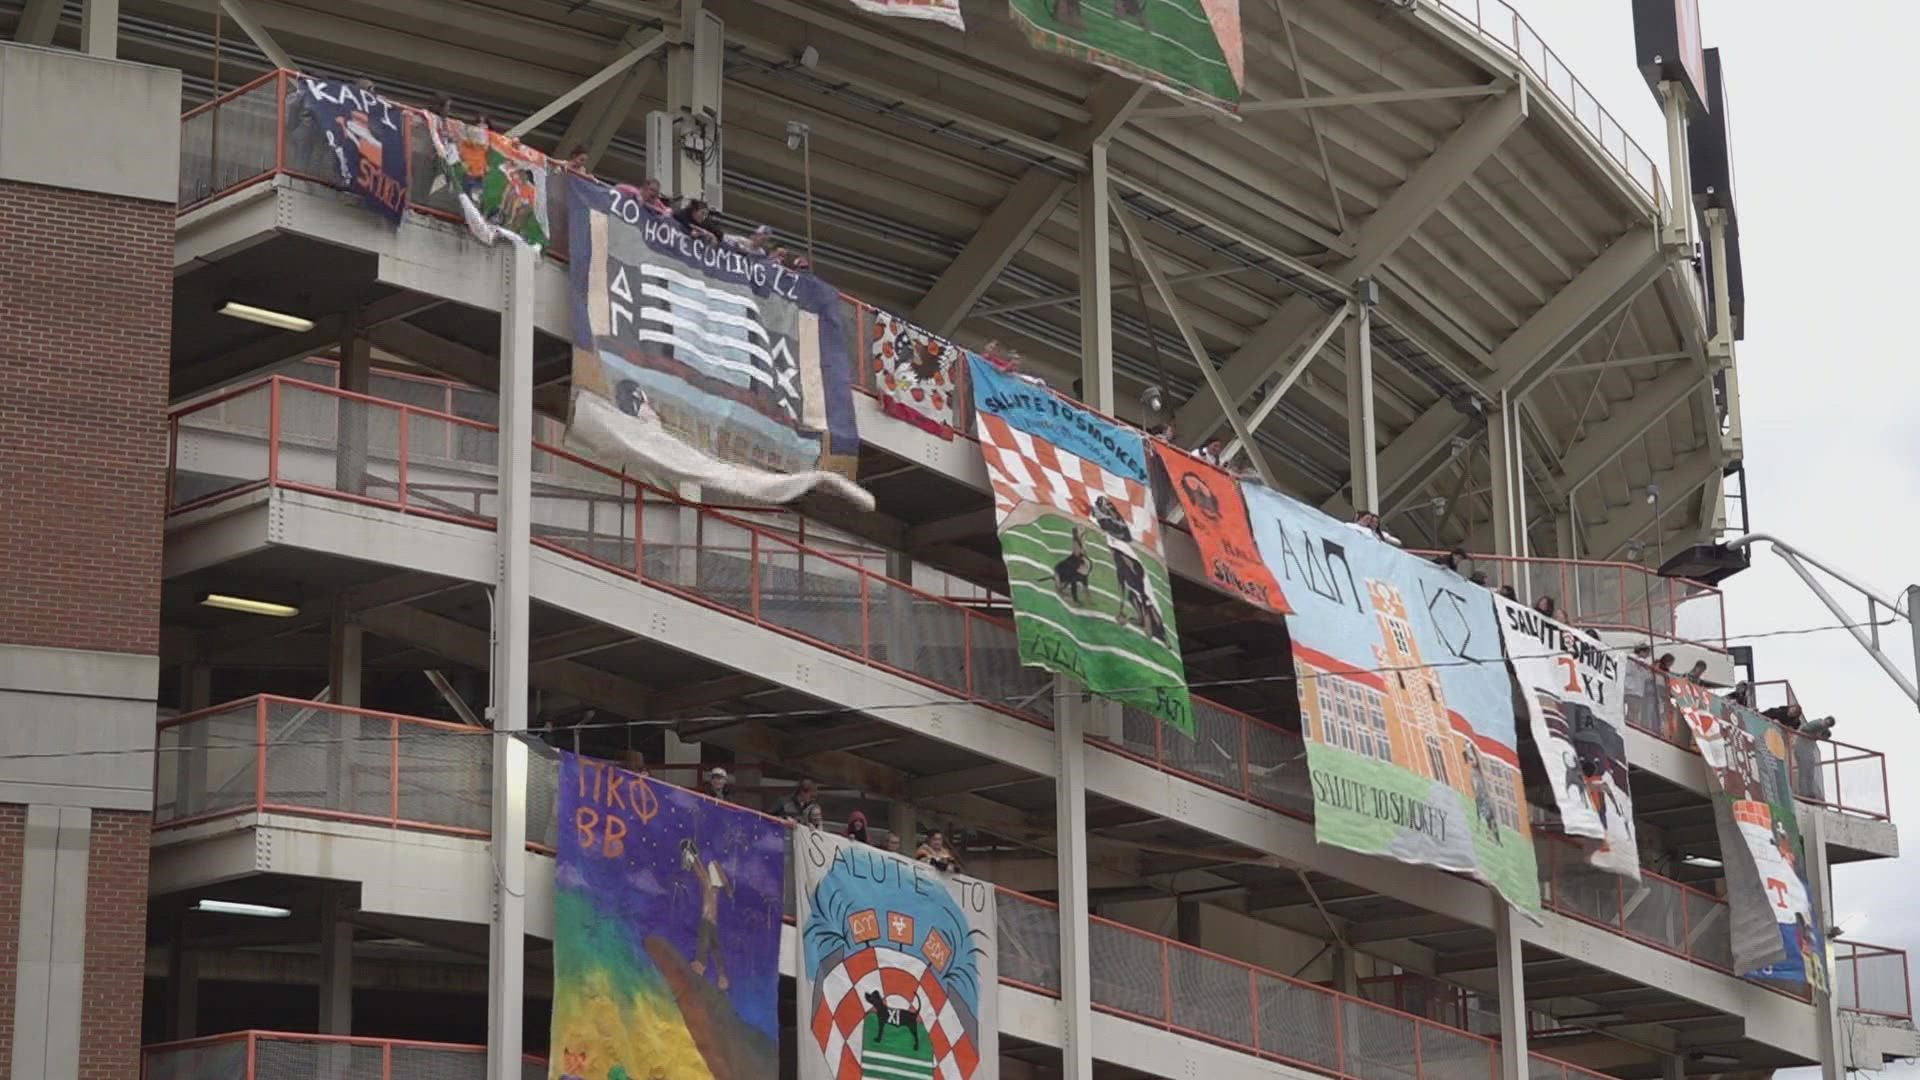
left=795, top=827, right=998, bottom=1080
left=1244, top=485, right=1540, bottom=914
left=425, top=114, right=552, bottom=249
left=969, top=356, right=1193, bottom=734
left=849, top=0, right=965, bottom=30
left=550, top=751, right=787, bottom=1080
left=870, top=308, right=965, bottom=439
left=563, top=175, right=872, bottom=509
left=288, top=77, right=408, bottom=224
left=1007, top=0, right=1244, bottom=113
left=1150, top=442, right=1288, bottom=615
left=1494, top=595, right=1639, bottom=881
left=1677, top=685, right=1829, bottom=989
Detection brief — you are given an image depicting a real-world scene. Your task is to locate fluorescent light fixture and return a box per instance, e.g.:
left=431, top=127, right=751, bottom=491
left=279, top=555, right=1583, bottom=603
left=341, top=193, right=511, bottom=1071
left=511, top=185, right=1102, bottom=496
left=199, top=592, right=300, bottom=618
left=1681, top=854, right=1723, bottom=868
left=192, top=899, right=292, bottom=918
left=219, top=301, right=314, bottom=333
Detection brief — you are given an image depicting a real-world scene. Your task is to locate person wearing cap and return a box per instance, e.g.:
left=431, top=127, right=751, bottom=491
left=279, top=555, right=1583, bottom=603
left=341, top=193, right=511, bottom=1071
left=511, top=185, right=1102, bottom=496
left=846, top=810, right=871, bottom=846
left=702, top=767, right=731, bottom=802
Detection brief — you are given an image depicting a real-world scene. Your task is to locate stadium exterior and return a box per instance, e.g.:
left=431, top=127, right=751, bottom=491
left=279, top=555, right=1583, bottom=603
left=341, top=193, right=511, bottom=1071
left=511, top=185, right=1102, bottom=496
left=0, top=2, right=1913, bottom=1080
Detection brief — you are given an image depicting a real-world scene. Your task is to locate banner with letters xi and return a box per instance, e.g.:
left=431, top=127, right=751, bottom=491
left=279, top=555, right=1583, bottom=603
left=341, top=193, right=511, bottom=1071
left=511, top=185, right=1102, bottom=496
left=550, top=751, right=787, bottom=1080
left=1493, top=595, right=1639, bottom=881
left=969, top=355, right=1193, bottom=734
left=1244, top=486, right=1540, bottom=913
left=291, top=77, right=408, bottom=224
left=796, top=827, right=998, bottom=1080
left=563, top=175, right=872, bottom=510
left=1674, top=684, right=1828, bottom=989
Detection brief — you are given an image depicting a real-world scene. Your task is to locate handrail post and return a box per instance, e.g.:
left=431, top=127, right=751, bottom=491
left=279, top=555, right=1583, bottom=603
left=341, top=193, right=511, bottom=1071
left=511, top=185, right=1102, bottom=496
left=961, top=611, right=972, bottom=695
left=750, top=532, right=762, bottom=623
left=274, top=72, right=287, bottom=177
left=254, top=696, right=268, bottom=809
left=396, top=404, right=410, bottom=510
left=389, top=716, right=401, bottom=825
left=1160, top=940, right=1173, bottom=1026
left=1248, top=967, right=1261, bottom=1052
left=859, top=572, right=872, bottom=661
left=247, top=1031, right=258, bottom=1080
left=267, top=378, right=282, bottom=485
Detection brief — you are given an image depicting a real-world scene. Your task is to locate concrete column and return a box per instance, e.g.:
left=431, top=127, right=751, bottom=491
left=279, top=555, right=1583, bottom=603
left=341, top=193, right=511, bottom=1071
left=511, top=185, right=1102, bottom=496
left=336, top=312, right=372, bottom=496
left=1660, top=1055, right=1686, bottom=1080
left=1486, top=392, right=1527, bottom=591
left=176, top=663, right=212, bottom=819
left=487, top=243, right=536, bottom=1080
left=1806, top=808, right=1845, bottom=1080
left=1330, top=942, right=1360, bottom=996
left=327, top=611, right=363, bottom=810
left=1175, top=899, right=1201, bottom=946
left=11, top=806, right=92, bottom=1080
left=888, top=801, right=918, bottom=854
left=165, top=916, right=198, bottom=1040
left=1077, top=142, right=1114, bottom=414
left=1343, top=295, right=1378, bottom=514
left=675, top=481, right=702, bottom=589
left=80, top=0, right=117, bottom=57
left=1492, top=903, right=1529, bottom=1080
left=1054, top=681, right=1095, bottom=1080
left=317, top=887, right=353, bottom=1034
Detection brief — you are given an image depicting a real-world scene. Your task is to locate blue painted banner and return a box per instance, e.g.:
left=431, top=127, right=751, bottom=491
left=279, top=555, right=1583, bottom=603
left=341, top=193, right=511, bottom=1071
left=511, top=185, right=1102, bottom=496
left=294, top=77, right=408, bottom=224
left=1242, top=485, right=1539, bottom=913
left=551, top=752, right=787, bottom=1080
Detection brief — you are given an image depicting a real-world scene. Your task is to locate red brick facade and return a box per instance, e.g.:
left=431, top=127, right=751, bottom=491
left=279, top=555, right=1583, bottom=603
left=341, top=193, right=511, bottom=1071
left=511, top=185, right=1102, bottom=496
left=0, top=804, right=23, bottom=1077
left=81, top=809, right=152, bottom=1080
left=0, top=180, right=172, bottom=655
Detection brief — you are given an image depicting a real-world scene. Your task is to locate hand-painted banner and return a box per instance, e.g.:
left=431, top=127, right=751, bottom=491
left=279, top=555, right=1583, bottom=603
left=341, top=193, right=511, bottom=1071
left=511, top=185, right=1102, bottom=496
left=1243, top=486, right=1539, bottom=913
left=795, top=827, right=997, bottom=1080
left=564, top=175, right=872, bottom=509
left=1008, top=0, right=1244, bottom=114
left=1493, top=595, right=1638, bottom=880
left=425, top=114, right=551, bottom=249
left=969, top=356, right=1192, bottom=733
left=1150, top=443, right=1288, bottom=615
left=1674, top=683, right=1828, bottom=989
left=551, top=752, right=786, bottom=1080
left=848, top=0, right=965, bottom=30
left=293, top=78, right=409, bottom=224
left=871, top=309, right=962, bottom=439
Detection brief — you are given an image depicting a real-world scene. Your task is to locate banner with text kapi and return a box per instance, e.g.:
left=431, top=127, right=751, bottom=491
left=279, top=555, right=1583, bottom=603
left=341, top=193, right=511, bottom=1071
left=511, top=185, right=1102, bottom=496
left=1493, top=594, right=1639, bottom=881
left=1244, top=485, right=1540, bottom=914
left=796, top=827, right=998, bottom=1080
left=291, top=77, right=408, bottom=224
left=1676, top=685, right=1828, bottom=989
left=551, top=752, right=788, bottom=1080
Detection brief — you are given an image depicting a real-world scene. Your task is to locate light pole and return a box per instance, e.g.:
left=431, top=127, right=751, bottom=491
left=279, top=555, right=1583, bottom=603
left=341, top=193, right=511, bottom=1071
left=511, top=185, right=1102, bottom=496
left=786, top=120, right=814, bottom=265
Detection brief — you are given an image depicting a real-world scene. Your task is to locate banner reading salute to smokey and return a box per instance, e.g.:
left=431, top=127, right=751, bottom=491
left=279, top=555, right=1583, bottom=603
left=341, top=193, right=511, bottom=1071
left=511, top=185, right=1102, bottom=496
left=1494, top=595, right=1639, bottom=879
left=563, top=174, right=871, bottom=509
left=1244, top=487, right=1539, bottom=913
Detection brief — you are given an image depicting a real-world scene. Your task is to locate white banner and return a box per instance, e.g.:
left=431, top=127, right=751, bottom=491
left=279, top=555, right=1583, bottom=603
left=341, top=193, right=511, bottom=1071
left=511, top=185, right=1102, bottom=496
left=795, top=828, right=997, bottom=1080
left=1494, top=595, right=1640, bottom=880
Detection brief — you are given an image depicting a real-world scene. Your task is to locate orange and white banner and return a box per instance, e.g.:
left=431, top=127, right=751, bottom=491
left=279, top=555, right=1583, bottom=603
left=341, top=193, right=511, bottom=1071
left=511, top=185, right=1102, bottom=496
left=1150, top=443, right=1288, bottom=615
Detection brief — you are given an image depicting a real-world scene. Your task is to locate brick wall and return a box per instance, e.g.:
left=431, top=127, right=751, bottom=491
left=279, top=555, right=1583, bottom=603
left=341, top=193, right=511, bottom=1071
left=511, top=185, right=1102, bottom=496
left=0, top=179, right=173, bottom=655
left=80, top=809, right=151, bottom=1080
left=0, top=804, right=22, bottom=1078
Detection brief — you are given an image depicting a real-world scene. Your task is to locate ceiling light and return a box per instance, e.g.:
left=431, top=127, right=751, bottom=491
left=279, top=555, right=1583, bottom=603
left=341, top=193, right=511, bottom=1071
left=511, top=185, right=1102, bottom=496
left=219, top=301, right=315, bottom=333
left=1681, top=854, right=1722, bottom=868
left=199, top=592, right=300, bottom=618
left=1690, top=1052, right=1741, bottom=1068
left=192, top=899, right=292, bottom=918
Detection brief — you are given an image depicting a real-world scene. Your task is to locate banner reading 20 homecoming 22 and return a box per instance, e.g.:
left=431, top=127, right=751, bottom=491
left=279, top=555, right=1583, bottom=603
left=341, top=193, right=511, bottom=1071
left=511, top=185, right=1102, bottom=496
left=1244, top=487, right=1539, bottom=913
left=1494, top=595, right=1639, bottom=881
left=796, top=827, right=998, bottom=1080
left=551, top=752, right=786, bottom=1080
left=970, top=357, right=1192, bottom=733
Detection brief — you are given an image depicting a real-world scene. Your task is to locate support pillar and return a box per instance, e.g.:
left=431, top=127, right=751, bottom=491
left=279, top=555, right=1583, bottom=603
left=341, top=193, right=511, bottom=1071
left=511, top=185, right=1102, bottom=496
left=1660, top=1055, right=1686, bottom=1080
left=1329, top=942, right=1360, bottom=996
left=486, top=243, right=536, bottom=1080
left=317, top=886, right=353, bottom=1035
left=1054, top=682, right=1095, bottom=1080
left=888, top=802, right=918, bottom=854
left=1077, top=142, right=1114, bottom=414
left=1492, top=903, right=1529, bottom=1080
left=176, top=663, right=211, bottom=818
left=1343, top=291, right=1377, bottom=513
left=1806, top=807, right=1845, bottom=1080
left=165, top=913, right=198, bottom=1040
left=80, top=0, right=116, bottom=57
left=327, top=610, right=363, bottom=808
left=1487, top=391, right=1527, bottom=589
left=1175, top=899, right=1201, bottom=946
left=336, top=312, right=372, bottom=496
left=674, top=482, right=702, bottom=589
left=1658, top=81, right=1694, bottom=252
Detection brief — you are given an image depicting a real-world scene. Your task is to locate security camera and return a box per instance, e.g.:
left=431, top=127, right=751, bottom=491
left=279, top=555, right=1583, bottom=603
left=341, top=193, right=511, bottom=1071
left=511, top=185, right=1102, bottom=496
left=1139, top=384, right=1164, bottom=415
left=799, top=45, right=820, bottom=70
left=785, top=120, right=810, bottom=152
left=1645, top=483, right=1661, bottom=505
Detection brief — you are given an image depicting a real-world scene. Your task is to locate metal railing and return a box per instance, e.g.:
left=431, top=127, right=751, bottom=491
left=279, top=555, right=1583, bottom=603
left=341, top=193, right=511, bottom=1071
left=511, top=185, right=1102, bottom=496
left=1535, top=836, right=1737, bottom=976
left=1621, top=664, right=1890, bottom=821
left=1833, top=943, right=1914, bottom=1020
left=141, top=1030, right=546, bottom=1080
left=1415, top=550, right=1726, bottom=652
left=1428, top=0, right=1663, bottom=204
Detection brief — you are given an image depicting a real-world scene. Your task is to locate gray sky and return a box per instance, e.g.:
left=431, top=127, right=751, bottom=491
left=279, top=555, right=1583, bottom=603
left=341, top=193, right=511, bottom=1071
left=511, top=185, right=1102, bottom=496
left=1511, top=0, right=1920, bottom=1061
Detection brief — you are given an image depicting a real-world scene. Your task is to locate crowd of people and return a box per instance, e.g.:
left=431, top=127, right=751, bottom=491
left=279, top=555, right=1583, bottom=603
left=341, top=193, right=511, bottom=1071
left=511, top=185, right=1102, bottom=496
left=693, top=767, right=965, bottom=872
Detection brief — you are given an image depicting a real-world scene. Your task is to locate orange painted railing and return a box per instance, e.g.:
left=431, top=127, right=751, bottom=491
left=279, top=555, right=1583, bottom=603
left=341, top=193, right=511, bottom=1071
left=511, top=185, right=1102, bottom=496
left=1418, top=550, right=1727, bottom=652
left=140, top=1030, right=546, bottom=1080
left=1834, top=943, right=1914, bottom=1019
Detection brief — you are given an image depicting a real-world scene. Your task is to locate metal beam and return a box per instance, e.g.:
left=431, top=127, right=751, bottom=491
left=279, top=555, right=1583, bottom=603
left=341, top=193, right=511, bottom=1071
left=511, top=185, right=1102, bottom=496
left=1219, top=302, right=1348, bottom=463
left=15, top=0, right=60, bottom=44
left=1552, top=365, right=1705, bottom=497
left=975, top=266, right=1247, bottom=317
left=506, top=30, right=667, bottom=138
left=178, top=293, right=440, bottom=398
left=910, top=79, right=1148, bottom=336
left=1111, top=203, right=1276, bottom=487
left=1134, top=83, right=1507, bottom=119
left=1555, top=351, right=1692, bottom=374
left=366, top=320, right=569, bottom=417
left=219, top=0, right=292, bottom=71
left=1584, top=450, right=1720, bottom=558
left=355, top=606, right=654, bottom=717
left=1173, top=90, right=1528, bottom=441
left=907, top=762, right=1032, bottom=800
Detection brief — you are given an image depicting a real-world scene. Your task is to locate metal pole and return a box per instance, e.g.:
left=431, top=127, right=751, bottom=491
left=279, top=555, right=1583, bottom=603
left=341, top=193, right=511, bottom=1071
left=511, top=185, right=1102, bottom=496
left=1806, top=808, right=1844, bottom=1080
left=486, top=242, right=535, bottom=1080
left=1908, top=585, right=1920, bottom=717
left=1344, top=294, right=1377, bottom=513
left=803, top=131, right=816, bottom=267
left=1078, top=141, right=1114, bottom=413
left=1493, top=903, right=1528, bottom=1080
left=1054, top=682, right=1095, bottom=1080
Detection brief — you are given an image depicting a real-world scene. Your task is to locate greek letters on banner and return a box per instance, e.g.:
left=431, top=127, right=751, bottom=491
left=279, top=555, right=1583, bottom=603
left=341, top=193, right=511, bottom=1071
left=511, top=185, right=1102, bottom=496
left=795, top=827, right=997, bottom=1080
left=848, top=0, right=965, bottom=30
left=550, top=752, right=786, bottom=1080
left=1673, top=683, right=1828, bottom=989
left=1492, top=595, right=1639, bottom=880
left=1149, top=443, right=1288, bottom=614
left=424, top=114, right=551, bottom=249
left=969, top=356, right=1193, bottom=734
left=563, top=174, right=872, bottom=510
left=1007, top=0, right=1244, bottom=114
left=871, top=309, right=962, bottom=438
left=291, top=78, right=409, bottom=224
left=1242, top=485, right=1540, bottom=913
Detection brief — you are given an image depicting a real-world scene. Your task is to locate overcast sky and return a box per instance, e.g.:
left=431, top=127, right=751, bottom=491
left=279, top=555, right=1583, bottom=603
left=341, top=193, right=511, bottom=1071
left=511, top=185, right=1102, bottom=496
left=1507, top=0, right=1920, bottom=1062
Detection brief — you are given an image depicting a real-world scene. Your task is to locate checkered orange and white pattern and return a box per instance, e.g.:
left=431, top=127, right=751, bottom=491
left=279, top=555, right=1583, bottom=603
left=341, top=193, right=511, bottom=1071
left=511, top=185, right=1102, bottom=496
left=975, top=411, right=1160, bottom=553
left=809, top=945, right=982, bottom=1080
